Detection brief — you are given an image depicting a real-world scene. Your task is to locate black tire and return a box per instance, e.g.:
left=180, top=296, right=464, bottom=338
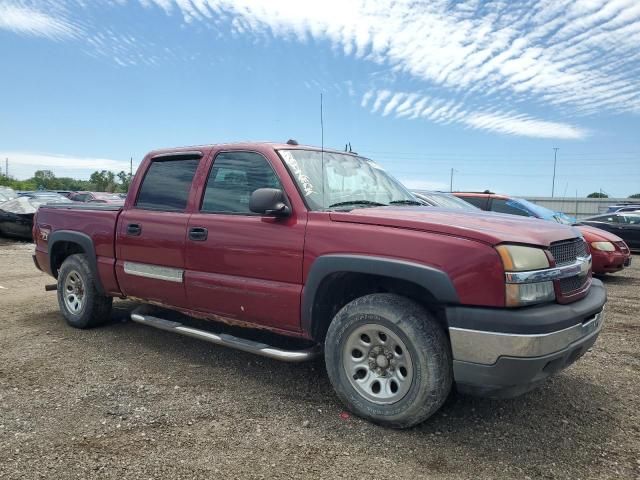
left=57, top=254, right=112, bottom=329
left=324, top=293, right=452, bottom=429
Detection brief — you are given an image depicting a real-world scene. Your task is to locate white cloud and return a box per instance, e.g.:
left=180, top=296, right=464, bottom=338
left=362, top=88, right=588, bottom=139
left=463, top=112, right=588, bottom=140
left=4, top=0, right=640, bottom=130
left=0, top=4, right=79, bottom=40
left=129, top=0, right=639, bottom=115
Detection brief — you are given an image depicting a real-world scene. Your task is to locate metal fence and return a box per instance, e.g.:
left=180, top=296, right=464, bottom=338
left=524, top=197, right=635, bottom=219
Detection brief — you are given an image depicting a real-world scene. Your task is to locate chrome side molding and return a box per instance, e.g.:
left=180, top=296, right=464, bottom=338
left=130, top=309, right=320, bottom=362
left=505, top=255, right=592, bottom=284
left=123, top=261, right=184, bottom=283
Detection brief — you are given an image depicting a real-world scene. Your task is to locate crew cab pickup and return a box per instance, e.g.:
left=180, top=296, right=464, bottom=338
left=33, top=142, right=607, bottom=428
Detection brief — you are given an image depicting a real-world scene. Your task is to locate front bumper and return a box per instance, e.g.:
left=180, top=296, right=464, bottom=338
left=446, top=279, right=607, bottom=398
left=592, top=249, right=631, bottom=274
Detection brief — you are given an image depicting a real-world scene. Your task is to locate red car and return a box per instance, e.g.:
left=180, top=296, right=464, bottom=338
left=580, top=225, right=632, bottom=273
left=32, top=143, right=606, bottom=428
left=453, top=192, right=632, bottom=275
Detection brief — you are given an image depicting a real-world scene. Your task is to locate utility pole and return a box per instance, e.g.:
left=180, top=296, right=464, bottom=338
left=551, top=147, right=559, bottom=197
left=130, top=157, right=133, bottom=177
left=450, top=168, right=458, bottom=192
left=5, top=158, right=8, bottom=178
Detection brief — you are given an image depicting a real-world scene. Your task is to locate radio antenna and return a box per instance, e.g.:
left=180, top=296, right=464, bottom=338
left=320, top=93, right=326, bottom=209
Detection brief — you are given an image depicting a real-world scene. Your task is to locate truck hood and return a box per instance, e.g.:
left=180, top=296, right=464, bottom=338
left=329, top=207, right=581, bottom=247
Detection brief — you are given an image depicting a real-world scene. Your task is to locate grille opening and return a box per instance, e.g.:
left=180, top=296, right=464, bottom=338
left=550, top=238, right=588, bottom=266
left=558, top=274, right=589, bottom=295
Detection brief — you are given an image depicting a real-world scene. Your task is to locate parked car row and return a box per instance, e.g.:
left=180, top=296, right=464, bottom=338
left=448, top=191, right=634, bottom=274
left=0, top=188, right=124, bottom=240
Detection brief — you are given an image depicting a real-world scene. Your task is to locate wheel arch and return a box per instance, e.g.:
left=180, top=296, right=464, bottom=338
left=302, top=255, right=459, bottom=341
left=48, top=230, right=105, bottom=294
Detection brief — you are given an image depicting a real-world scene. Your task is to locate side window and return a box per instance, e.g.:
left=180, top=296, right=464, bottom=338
left=201, top=151, right=281, bottom=214
left=460, top=196, right=487, bottom=209
left=491, top=199, right=531, bottom=216
left=136, top=157, right=200, bottom=211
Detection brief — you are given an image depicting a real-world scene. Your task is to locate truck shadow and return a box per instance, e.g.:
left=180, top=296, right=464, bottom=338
left=101, top=301, right=616, bottom=476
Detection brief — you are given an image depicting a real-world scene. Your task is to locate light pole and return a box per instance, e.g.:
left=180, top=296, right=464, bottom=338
left=552, top=147, right=559, bottom=197
left=450, top=168, right=458, bottom=192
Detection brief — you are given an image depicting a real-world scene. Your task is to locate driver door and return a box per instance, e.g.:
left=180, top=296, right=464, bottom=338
left=184, top=150, right=307, bottom=332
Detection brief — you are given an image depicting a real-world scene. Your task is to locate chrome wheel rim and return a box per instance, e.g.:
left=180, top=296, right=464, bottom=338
left=343, top=323, right=414, bottom=405
left=63, top=270, right=85, bottom=314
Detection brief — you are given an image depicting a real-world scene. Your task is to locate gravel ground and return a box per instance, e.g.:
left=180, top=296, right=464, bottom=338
left=0, top=238, right=638, bottom=479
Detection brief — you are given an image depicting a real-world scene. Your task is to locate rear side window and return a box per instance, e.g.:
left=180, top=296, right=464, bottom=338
left=490, top=199, right=531, bottom=217
left=136, top=157, right=200, bottom=211
left=201, top=151, right=281, bottom=214
left=591, top=215, right=616, bottom=222
left=459, top=196, right=487, bottom=209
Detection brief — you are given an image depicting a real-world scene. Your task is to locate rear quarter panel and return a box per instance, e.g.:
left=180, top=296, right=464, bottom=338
left=34, top=206, right=121, bottom=295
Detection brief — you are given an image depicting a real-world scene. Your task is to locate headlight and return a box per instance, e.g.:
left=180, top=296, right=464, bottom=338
left=591, top=241, right=615, bottom=252
left=505, top=282, right=555, bottom=307
left=497, top=245, right=555, bottom=307
left=496, top=245, right=550, bottom=271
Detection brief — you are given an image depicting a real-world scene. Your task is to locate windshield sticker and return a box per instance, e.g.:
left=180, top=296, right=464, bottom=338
left=281, top=151, right=315, bottom=197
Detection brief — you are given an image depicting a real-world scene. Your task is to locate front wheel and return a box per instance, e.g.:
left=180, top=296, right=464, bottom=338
left=324, top=293, right=452, bottom=428
left=57, top=254, right=112, bottom=329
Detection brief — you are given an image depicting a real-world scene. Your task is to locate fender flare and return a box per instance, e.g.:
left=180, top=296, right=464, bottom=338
left=301, top=254, right=459, bottom=336
left=48, top=230, right=105, bottom=294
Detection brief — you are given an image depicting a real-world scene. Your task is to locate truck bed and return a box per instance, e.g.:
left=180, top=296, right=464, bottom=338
left=34, top=204, right=123, bottom=296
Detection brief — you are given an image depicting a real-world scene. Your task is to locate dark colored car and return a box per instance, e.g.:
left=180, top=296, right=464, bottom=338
left=0, top=194, right=71, bottom=240
left=580, top=213, right=640, bottom=250
left=413, top=191, right=480, bottom=211
left=33, top=142, right=605, bottom=428
left=605, top=204, right=640, bottom=213
left=453, top=192, right=632, bottom=274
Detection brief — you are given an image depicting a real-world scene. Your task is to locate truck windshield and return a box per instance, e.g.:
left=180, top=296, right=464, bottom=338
left=278, top=149, right=417, bottom=211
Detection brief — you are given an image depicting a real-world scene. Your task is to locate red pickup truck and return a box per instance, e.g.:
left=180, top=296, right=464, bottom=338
left=33, top=142, right=607, bottom=428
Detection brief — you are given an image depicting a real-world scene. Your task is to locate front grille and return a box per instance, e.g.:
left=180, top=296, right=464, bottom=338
left=550, top=238, right=588, bottom=266
left=615, top=241, right=629, bottom=254
left=559, top=274, right=589, bottom=294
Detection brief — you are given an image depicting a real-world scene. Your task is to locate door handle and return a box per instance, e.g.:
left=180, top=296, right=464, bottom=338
left=188, top=227, right=208, bottom=241
left=127, top=223, right=142, bottom=236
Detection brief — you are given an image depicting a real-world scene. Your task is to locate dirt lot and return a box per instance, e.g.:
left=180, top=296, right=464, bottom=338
left=0, top=238, right=638, bottom=479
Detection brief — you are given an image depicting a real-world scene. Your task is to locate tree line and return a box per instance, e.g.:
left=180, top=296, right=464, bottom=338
left=0, top=170, right=132, bottom=193
left=1, top=170, right=639, bottom=199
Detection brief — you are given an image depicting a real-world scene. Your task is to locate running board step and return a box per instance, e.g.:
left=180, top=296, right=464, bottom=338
left=130, top=310, right=320, bottom=363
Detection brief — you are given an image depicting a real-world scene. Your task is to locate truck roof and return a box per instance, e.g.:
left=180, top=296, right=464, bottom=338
left=146, top=142, right=362, bottom=159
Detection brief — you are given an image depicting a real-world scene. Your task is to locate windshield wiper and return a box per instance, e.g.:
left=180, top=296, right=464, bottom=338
left=328, top=200, right=388, bottom=209
left=389, top=200, right=423, bottom=205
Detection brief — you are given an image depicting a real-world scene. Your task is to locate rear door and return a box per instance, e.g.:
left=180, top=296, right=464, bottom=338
left=184, top=149, right=306, bottom=332
left=115, top=153, right=202, bottom=308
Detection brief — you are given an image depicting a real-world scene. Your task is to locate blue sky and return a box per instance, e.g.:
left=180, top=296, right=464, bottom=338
left=1, top=0, right=639, bottom=197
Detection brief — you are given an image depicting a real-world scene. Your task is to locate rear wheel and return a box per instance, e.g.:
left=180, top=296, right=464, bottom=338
left=325, top=293, right=452, bottom=428
left=57, top=254, right=112, bottom=328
